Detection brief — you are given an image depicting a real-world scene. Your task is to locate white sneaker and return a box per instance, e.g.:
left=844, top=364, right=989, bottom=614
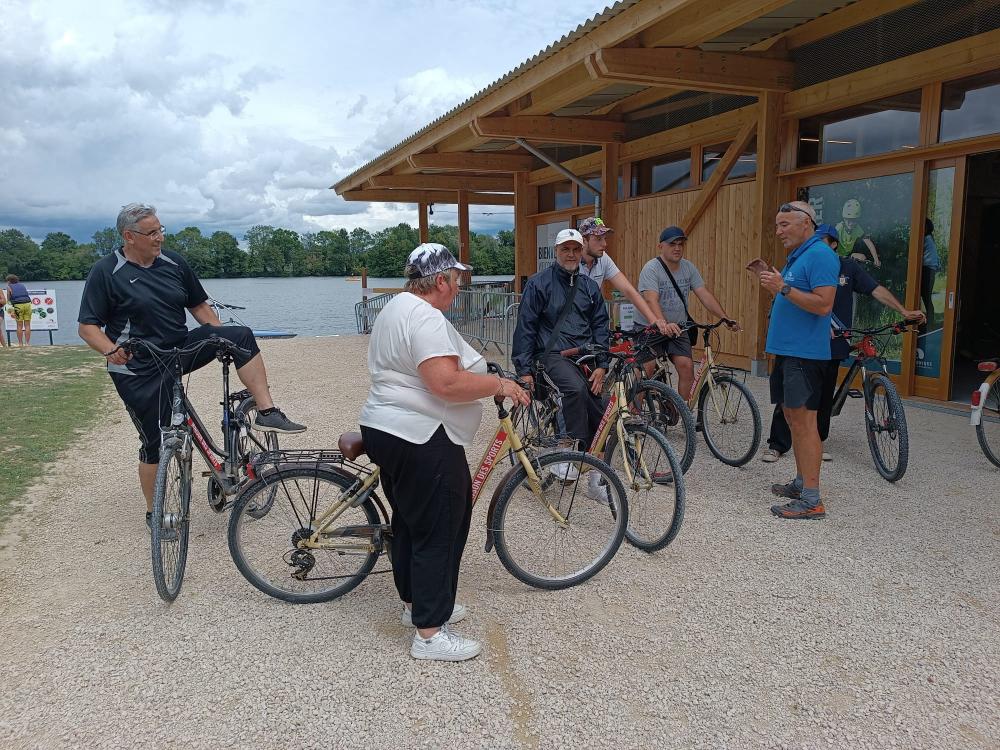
left=585, top=471, right=609, bottom=503
left=548, top=462, right=580, bottom=481
left=411, top=626, right=482, bottom=662
left=761, top=448, right=783, bottom=463
left=822, top=451, right=832, bottom=462
left=401, top=603, right=467, bottom=628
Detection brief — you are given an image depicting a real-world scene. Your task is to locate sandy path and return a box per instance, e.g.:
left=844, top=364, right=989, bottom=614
left=0, top=336, right=997, bottom=749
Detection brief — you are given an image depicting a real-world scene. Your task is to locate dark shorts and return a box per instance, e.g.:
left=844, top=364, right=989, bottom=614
left=770, top=355, right=826, bottom=411
left=640, top=330, right=693, bottom=362
left=111, top=325, right=259, bottom=464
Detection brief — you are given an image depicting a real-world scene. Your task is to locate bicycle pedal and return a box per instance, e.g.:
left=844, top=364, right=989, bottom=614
left=201, top=470, right=213, bottom=477
left=847, top=388, right=864, bottom=399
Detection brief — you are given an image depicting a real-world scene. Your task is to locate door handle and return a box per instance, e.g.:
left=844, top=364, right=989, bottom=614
left=948, top=291, right=955, bottom=310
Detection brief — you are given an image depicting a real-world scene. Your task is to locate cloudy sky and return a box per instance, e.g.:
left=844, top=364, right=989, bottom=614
left=1, top=0, right=614, bottom=245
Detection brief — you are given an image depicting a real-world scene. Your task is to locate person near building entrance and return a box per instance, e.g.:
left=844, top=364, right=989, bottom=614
left=633, top=226, right=739, bottom=400
left=762, top=224, right=925, bottom=464
left=758, top=202, right=839, bottom=520
left=920, top=218, right=941, bottom=332
left=0, top=286, right=7, bottom=348
left=576, top=216, right=675, bottom=338
left=5, top=274, right=34, bottom=347
left=513, top=228, right=609, bottom=449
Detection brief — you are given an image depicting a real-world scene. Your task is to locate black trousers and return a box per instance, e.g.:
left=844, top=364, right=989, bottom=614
left=360, top=425, right=473, bottom=630
left=920, top=265, right=936, bottom=326
left=539, top=352, right=605, bottom=449
left=767, top=358, right=841, bottom=454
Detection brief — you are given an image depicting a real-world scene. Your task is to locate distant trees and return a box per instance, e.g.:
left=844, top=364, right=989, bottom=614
left=0, top=222, right=514, bottom=281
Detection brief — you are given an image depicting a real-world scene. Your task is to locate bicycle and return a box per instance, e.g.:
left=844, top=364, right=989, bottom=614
left=971, top=356, right=1000, bottom=468
left=829, top=320, right=914, bottom=482
left=226, top=364, right=629, bottom=603
left=111, top=336, right=278, bottom=601
left=646, top=319, right=762, bottom=467
left=535, top=344, right=687, bottom=552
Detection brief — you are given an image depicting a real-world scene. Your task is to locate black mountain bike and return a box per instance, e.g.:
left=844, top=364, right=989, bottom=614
left=111, top=336, right=278, bottom=601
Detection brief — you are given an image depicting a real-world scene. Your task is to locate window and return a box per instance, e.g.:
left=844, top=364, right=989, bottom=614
left=538, top=180, right=573, bottom=213
left=631, top=151, right=691, bottom=197
left=579, top=174, right=602, bottom=209
left=940, top=71, right=1000, bottom=142
left=798, top=91, right=921, bottom=166
left=702, top=139, right=757, bottom=181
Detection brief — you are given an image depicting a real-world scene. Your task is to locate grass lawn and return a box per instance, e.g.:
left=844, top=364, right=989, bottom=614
left=0, top=345, right=109, bottom=526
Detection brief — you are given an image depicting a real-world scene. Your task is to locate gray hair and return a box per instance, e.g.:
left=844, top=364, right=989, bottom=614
left=116, top=203, right=157, bottom=236
left=404, top=268, right=452, bottom=294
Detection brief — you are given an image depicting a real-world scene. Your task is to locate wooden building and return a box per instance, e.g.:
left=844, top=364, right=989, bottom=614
left=334, top=0, right=1000, bottom=404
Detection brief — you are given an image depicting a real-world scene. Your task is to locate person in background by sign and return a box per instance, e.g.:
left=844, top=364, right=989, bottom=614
left=634, top=226, right=739, bottom=400
left=5, top=274, right=33, bottom=347
left=576, top=216, right=675, bottom=338
left=920, top=218, right=941, bottom=333
left=0, top=286, right=7, bottom=348
left=761, top=224, right=925, bottom=464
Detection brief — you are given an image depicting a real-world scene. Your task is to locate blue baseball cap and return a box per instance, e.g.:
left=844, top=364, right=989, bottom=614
left=658, top=226, right=687, bottom=243
left=815, top=223, right=839, bottom=242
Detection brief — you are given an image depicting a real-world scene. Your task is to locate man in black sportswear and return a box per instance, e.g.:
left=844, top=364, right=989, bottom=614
left=78, top=203, right=305, bottom=527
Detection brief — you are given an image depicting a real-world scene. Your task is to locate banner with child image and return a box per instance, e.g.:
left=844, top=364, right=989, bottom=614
left=803, top=173, right=914, bottom=374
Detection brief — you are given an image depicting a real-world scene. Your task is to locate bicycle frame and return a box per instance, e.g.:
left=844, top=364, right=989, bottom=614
left=651, top=328, right=731, bottom=421
left=830, top=335, right=887, bottom=418
left=971, top=364, right=1000, bottom=427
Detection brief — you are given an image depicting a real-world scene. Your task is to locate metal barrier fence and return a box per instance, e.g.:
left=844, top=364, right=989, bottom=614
left=354, top=292, right=397, bottom=335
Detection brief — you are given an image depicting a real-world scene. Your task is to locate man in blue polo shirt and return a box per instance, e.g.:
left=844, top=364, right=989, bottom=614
left=759, top=201, right=839, bottom=519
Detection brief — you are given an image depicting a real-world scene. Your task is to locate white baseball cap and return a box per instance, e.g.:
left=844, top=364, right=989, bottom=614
left=404, top=243, right=472, bottom=278
left=554, top=228, right=584, bottom=247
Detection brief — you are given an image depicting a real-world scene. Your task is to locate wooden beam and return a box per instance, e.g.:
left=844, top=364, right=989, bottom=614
left=418, top=202, right=429, bottom=243
left=514, top=171, right=537, bottom=288
left=342, top=189, right=514, bottom=206
left=369, top=174, right=514, bottom=192
left=515, top=63, right=599, bottom=116
left=682, top=120, right=757, bottom=234
left=591, top=86, right=681, bottom=116
left=529, top=150, right=604, bottom=186
left=621, top=105, right=757, bottom=162
left=919, top=82, right=942, bottom=147
left=589, top=48, right=794, bottom=94
left=471, top=115, right=626, bottom=144
left=783, top=28, right=1000, bottom=119
left=409, top=152, right=535, bottom=173
left=760, top=0, right=921, bottom=51
left=458, top=190, right=470, bottom=265
left=639, top=0, right=790, bottom=48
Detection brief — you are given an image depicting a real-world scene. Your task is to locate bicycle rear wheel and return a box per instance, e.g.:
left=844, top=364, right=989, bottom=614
left=628, top=379, right=696, bottom=473
left=604, top=423, right=685, bottom=552
left=865, top=373, right=909, bottom=482
left=491, top=451, right=627, bottom=590
left=976, top=378, right=1000, bottom=468
left=698, top=376, right=761, bottom=467
left=228, top=467, right=382, bottom=604
left=151, top=439, right=192, bottom=602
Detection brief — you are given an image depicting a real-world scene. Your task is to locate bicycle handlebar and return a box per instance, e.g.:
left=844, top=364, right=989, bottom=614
left=835, top=319, right=916, bottom=339
left=107, top=336, right=253, bottom=359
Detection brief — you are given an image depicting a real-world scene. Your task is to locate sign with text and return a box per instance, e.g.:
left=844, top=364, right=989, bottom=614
left=4, top=288, right=59, bottom=331
left=535, top=220, right=569, bottom=274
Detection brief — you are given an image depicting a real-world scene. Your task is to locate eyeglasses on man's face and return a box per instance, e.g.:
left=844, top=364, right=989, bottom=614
left=130, top=225, right=165, bottom=239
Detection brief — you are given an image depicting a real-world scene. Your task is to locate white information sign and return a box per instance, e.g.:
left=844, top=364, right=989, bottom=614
left=619, top=303, right=636, bottom=330
left=535, top=220, right=570, bottom=273
left=4, top=288, right=59, bottom=331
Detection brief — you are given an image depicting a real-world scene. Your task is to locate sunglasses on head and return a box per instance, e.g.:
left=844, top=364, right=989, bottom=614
left=779, top=203, right=817, bottom=226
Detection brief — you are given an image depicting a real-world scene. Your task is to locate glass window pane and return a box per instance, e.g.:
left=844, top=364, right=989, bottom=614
left=579, top=174, right=602, bottom=208
left=554, top=182, right=573, bottom=210
left=914, top=167, right=954, bottom=379
left=703, top=139, right=757, bottom=181
left=630, top=151, right=691, bottom=196
left=940, top=71, right=1000, bottom=142
left=798, top=91, right=921, bottom=166
left=802, top=172, right=915, bottom=374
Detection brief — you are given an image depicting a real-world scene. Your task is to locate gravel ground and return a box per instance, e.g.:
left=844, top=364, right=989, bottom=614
left=0, top=336, right=997, bottom=750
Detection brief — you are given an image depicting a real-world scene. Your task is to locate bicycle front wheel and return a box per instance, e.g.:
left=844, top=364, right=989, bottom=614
left=605, top=423, right=685, bottom=552
left=865, top=373, right=909, bottom=482
left=976, top=377, right=1000, bottom=468
left=698, top=376, right=761, bottom=467
left=151, top=440, right=192, bottom=602
left=491, top=451, right=628, bottom=590
left=628, top=379, right=696, bottom=473
left=228, top=467, right=382, bottom=604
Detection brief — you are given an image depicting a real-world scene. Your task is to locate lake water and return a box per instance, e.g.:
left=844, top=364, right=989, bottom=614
left=9, top=276, right=513, bottom=346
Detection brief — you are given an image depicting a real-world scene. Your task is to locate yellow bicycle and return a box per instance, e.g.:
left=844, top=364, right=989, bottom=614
left=226, top=365, right=629, bottom=602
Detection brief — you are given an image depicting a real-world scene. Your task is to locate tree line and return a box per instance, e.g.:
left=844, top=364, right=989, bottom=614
left=0, top=223, right=514, bottom=281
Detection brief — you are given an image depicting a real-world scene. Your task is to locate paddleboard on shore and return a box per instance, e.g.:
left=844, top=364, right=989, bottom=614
left=253, top=329, right=297, bottom=339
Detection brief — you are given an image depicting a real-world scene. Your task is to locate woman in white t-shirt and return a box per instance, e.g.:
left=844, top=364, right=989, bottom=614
left=360, top=243, right=529, bottom=663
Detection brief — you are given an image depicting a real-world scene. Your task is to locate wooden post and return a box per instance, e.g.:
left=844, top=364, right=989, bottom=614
left=514, top=171, right=537, bottom=291
left=458, top=189, right=470, bottom=266
left=751, top=91, right=784, bottom=374
left=418, top=202, right=429, bottom=243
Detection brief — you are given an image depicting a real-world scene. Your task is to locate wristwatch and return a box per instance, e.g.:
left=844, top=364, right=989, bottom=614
left=780, top=284, right=792, bottom=297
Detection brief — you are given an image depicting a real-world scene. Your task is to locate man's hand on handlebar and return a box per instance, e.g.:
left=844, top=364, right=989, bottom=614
left=723, top=318, right=741, bottom=332
left=588, top=367, right=606, bottom=395
left=103, top=345, right=131, bottom=366
left=659, top=321, right=683, bottom=338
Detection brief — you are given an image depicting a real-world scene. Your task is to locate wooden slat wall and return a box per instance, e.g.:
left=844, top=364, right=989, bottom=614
left=614, top=180, right=759, bottom=365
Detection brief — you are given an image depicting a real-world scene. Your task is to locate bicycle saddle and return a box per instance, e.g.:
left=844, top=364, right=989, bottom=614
left=338, top=432, right=366, bottom=460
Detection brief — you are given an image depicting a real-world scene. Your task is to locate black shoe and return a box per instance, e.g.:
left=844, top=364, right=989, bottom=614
left=770, top=481, right=801, bottom=500
left=770, top=499, right=826, bottom=519
left=254, top=408, right=306, bottom=434
left=145, top=512, right=152, bottom=533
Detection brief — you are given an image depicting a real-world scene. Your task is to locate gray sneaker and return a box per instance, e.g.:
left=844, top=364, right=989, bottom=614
left=254, top=408, right=306, bottom=434
left=770, top=481, right=801, bottom=500
left=411, top=625, right=482, bottom=662
left=401, top=603, right=467, bottom=628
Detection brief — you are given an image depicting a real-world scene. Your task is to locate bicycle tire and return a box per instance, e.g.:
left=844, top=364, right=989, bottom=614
left=697, top=376, right=761, bottom=467
left=151, top=440, right=192, bottom=602
left=865, top=373, right=909, bottom=482
left=604, top=423, right=685, bottom=552
left=627, top=379, right=696, bottom=474
left=976, top=377, right=1000, bottom=468
left=235, top=395, right=280, bottom=518
left=490, top=451, right=628, bottom=590
left=228, top=467, right=381, bottom=604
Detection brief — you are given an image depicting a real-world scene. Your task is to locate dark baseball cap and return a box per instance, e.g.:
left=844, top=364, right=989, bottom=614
left=815, top=223, right=840, bottom=242
left=658, top=226, right=687, bottom=243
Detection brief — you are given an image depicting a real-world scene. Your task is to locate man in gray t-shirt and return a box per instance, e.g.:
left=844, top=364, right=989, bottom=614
left=635, top=225, right=739, bottom=400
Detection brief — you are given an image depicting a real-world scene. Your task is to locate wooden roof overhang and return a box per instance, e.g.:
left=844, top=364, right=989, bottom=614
left=332, top=1, right=926, bottom=203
